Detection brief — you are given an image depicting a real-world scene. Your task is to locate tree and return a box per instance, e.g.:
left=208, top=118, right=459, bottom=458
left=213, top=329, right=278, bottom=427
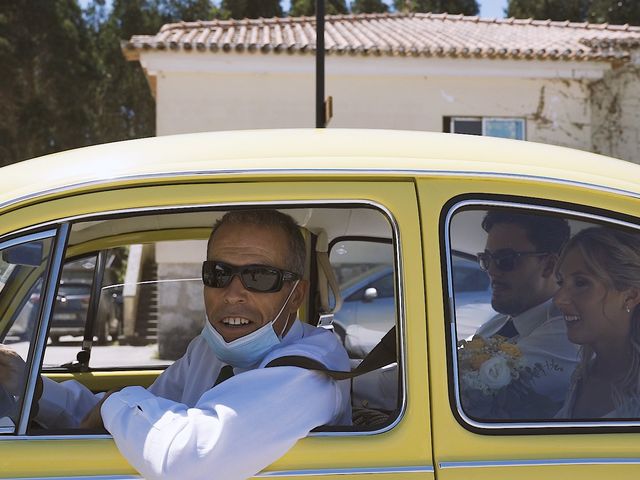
left=86, top=0, right=216, bottom=147
left=351, top=0, right=389, bottom=14
left=393, top=0, right=479, bottom=16
left=506, top=0, right=588, bottom=21
left=0, top=0, right=102, bottom=165
left=219, top=0, right=283, bottom=19
left=289, top=0, right=349, bottom=16
left=588, top=0, right=640, bottom=25
left=506, top=0, right=640, bottom=24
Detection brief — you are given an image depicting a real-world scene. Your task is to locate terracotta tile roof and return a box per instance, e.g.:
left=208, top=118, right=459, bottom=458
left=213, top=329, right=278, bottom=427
left=122, top=12, right=640, bottom=62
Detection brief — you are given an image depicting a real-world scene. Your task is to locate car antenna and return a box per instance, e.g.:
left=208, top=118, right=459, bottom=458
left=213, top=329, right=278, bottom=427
left=316, top=1, right=332, bottom=128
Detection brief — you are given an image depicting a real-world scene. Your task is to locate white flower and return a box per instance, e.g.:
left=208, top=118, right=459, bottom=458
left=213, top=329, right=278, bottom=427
left=478, top=356, right=512, bottom=390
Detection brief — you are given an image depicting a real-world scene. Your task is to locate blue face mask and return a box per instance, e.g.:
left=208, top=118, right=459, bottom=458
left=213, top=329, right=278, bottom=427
left=202, top=280, right=300, bottom=368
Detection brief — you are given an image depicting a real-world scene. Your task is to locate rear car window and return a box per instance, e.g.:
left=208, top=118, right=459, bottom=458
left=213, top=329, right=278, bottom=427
left=446, top=202, right=640, bottom=427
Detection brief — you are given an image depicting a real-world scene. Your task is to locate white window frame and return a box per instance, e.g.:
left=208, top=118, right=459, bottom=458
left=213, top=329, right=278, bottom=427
left=449, top=117, right=526, bottom=140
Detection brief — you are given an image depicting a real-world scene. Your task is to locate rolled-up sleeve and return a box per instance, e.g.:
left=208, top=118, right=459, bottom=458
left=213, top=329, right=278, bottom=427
left=102, top=366, right=342, bottom=480
left=36, top=376, right=102, bottom=428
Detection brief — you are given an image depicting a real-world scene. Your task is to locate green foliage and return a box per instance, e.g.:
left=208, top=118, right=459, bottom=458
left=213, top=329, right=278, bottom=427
left=588, top=0, right=640, bottom=25
left=506, top=0, right=588, bottom=21
left=219, top=0, right=283, bottom=19
left=506, top=0, right=640, bottom=24
left=0, top=0, right=102, bottom=165
left=393, top=0, right=479, bottom=15
left=289, top=0, right=349, bottom=16
left=351, top=0, right=389, bottom=14
left=0, top=0, right=218, bottom=166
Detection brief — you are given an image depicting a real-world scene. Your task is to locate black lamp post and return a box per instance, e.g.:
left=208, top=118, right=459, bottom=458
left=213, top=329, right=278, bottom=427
left=316, top=1, right=331, bottom=128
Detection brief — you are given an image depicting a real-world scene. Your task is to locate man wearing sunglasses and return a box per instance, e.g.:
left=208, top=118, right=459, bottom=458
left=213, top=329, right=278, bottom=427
left=474, top=210, right=579, bottom=417
left=25, top=210, right=351, bottom=480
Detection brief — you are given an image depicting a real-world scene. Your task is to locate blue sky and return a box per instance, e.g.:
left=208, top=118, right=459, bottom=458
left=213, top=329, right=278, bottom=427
left=81, top=0, right=510, bottom=19
left=478, top=0, right=508, bottom=18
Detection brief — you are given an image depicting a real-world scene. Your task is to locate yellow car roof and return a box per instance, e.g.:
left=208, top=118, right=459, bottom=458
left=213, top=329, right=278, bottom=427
left=1, top=129, right=639, bottom=210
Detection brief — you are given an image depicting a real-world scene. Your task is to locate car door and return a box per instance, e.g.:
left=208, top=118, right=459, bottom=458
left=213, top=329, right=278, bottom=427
left=419, top=176, right=640, bottom=480
left=0, top=179, right=434, bottom=480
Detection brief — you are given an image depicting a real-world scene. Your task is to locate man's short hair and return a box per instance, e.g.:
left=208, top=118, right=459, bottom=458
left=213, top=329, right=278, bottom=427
left=481, top=209, right=570, bottom=254
left=208, top=209, right=306, bottom=276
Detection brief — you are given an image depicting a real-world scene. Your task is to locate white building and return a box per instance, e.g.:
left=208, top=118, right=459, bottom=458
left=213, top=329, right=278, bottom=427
left=123, top=12, right=640, bottom=163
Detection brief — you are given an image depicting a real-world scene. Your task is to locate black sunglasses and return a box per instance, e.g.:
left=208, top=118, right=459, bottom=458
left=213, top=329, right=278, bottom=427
left=202, top=260, right=299, bottom=293
left=477, top=249, right=548, bottom=272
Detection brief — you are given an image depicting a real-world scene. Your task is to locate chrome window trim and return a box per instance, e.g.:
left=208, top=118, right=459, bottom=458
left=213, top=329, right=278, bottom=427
left=444, top=199, right=640, bottom=430
left=0, top=228, right=58, bottom=435
left=439, top=458, right=640, bottom=469
left=0, top=198, right=407, bottom=439
left=0, top=230, right=57, bottom=252
left=1, top=168, right=639, bottom=214
left=254, top=465, right=435, bottom=477
left=18, top=224, right=69, bottom=435
left=2, top=476, right=141, bottom=480
left=0, top=465, right=435, bottom=479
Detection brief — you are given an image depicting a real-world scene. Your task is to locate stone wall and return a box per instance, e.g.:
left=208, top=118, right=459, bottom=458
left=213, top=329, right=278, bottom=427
left=156, top=262, right=204, bottom=359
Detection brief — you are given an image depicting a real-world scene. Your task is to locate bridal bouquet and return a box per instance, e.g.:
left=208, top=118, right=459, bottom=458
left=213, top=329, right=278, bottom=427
left=457, top=335, right=556, bottom=419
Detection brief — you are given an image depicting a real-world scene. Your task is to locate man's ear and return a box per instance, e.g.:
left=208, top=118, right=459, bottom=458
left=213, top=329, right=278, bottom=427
left=541, top=254, right=558, bottom=278
left=289, top=279, right=309, bottom=311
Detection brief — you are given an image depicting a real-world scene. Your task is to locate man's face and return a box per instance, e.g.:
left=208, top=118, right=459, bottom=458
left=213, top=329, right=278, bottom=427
left=483, top=223, right=553, bottom=316
left=204, top=223, right=307, bottom=343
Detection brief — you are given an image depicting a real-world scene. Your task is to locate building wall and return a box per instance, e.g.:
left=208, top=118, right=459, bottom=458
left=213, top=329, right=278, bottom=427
left=591, top=63, right=640, bottom=163
left=147, top=53, right=606, bottom=154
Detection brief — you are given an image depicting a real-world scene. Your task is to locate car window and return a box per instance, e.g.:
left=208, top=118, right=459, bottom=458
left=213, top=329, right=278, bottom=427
left=447, top=203, right=640, bottom=427
left=32, top=206, right=402, bottom=433
left=330, top=239, right=398, bottom=415
left=43, top=239, right=204, bottom=371
left=0, top=233, right=55, bottom=434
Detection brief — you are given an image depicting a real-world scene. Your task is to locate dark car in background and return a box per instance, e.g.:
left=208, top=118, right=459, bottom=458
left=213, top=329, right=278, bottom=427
left=48, top=281, right=122, bottom=345
left=49, top=282, right=91, bottom=343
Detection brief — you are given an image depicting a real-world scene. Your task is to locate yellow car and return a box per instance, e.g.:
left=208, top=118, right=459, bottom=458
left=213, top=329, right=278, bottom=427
left=0, top=129, right=639, bottom=479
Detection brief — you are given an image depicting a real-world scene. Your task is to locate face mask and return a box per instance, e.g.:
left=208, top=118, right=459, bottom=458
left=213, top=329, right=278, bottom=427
left=202, top=280, right=300, bottom=368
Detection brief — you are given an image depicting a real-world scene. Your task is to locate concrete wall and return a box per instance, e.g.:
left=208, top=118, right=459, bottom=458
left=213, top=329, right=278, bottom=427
left=142, top=52, right=610, bottom=155
left=591, top=63, right=640, bottom=163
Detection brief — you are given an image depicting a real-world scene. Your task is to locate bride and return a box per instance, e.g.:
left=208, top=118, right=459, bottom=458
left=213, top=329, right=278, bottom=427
left=554, top=226, right=640, bottom=419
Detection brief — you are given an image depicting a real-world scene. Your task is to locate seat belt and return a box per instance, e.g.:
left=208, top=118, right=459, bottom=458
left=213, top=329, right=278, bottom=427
left=315, top=231, right=342, bottom=328
left=265, top=326, right=397, bottom=380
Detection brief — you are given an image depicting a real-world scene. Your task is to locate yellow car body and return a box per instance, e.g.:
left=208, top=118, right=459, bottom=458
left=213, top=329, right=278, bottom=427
left=0, top=129, right=638, bottom=479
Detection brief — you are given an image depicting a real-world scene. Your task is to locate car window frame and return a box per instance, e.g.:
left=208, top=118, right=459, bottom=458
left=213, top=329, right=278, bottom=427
left=441, top=194, right=640, bottom=434
left=0, top=226, right=70, bottom=435
left=3, top=199, right=407, bottom=439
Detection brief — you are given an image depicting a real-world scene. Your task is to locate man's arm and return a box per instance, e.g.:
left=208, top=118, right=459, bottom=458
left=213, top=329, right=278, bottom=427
left=102, top=366, right=343, bottom=480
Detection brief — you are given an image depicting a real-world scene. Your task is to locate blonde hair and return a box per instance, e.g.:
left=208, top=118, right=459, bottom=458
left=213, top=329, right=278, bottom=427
left=559, top=226, right=640, bottom=416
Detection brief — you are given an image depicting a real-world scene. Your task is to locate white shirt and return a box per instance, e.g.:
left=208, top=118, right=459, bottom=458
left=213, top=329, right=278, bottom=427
left=38, top=320, right=351, bottom=480
left=476, top=300, right=579, bottom=404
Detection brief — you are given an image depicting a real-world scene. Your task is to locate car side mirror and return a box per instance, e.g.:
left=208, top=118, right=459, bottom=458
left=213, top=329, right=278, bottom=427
left=363, top=287, right=378, bottom=302
left=2, top=243, right=43, bottom=267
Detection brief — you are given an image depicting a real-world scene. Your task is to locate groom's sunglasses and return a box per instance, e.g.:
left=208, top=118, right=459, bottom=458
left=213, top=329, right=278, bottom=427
left=477, top=249, right=548, bottom=272
left=202, top=260, right=299, bottom=293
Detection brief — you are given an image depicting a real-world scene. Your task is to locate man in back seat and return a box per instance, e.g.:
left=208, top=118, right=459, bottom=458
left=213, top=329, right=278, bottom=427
left=2, top=209, right=351, bottom=480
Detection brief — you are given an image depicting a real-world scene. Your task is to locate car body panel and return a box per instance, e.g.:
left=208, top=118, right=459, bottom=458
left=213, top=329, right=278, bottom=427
left=417, top=176, right=640, bottom=479
left=1, top=130, right=639, bottom=215
left=0, top=176, right=434, bottom=479
left=0, top=130, right=639, bottom=478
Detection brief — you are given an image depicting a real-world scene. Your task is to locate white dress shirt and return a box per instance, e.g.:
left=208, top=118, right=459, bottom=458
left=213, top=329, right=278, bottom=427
left=37, top=320, right=351, bottom=480
left=476, top=300, right=579, bottom=404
